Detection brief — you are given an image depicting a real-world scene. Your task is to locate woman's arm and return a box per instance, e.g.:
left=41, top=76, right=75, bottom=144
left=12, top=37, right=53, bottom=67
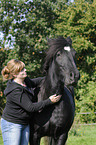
left=10, top=89, right=61, bottom=113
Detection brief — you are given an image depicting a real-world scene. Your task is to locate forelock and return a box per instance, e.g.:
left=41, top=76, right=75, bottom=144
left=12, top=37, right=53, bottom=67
left=43, top=36, right=72, bottom=73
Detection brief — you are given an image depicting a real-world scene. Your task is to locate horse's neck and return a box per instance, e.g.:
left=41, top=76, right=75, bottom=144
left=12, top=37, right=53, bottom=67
left=38, top=66, right=64, bottom=101
left=47, top=62, right=61, bottom=91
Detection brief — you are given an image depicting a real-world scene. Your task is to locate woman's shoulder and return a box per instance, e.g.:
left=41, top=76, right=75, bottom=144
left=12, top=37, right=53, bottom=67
left=4, top=79, right=23, bottom=96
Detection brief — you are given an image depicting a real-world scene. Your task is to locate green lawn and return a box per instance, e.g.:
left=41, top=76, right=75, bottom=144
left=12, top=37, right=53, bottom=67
left=0, top=125, right=96, bottom=145
left=0, top=128, right=3, bottom=145
left=66, top=125, right=96, bottom=145
left=41, top=125, right=96, bottom=145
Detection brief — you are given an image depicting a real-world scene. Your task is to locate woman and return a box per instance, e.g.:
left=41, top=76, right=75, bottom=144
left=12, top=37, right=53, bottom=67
left=1, top=59, right=61, bottom=145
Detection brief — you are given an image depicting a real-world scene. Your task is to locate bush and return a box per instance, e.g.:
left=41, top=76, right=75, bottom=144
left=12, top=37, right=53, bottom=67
left=75, top=81, right=96, bottom=123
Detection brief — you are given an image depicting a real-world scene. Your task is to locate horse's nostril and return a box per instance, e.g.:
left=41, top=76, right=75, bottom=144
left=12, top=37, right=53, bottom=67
left=70, top=72, right=74, bottom=78
left=70, top=73, right=72, bottom=77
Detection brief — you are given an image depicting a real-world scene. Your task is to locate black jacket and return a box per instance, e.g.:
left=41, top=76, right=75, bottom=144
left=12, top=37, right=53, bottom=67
left=2, top=77, right=52, bottom=125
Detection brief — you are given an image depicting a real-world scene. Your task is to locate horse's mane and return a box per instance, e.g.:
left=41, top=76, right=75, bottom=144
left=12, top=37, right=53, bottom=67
left=43, top=36, right=72, bottom=73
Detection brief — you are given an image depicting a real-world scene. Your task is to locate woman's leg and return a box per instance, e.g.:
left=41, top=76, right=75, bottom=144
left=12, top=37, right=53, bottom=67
left=21, top=124, right=30, bottom=145
left=1, top=118, right=22, bottom=145
left=1, top=118, right=29, bottom=145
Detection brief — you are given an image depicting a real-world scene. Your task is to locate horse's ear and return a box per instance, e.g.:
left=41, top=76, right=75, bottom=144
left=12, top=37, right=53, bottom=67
left=66, top=37, right=72, bottom=45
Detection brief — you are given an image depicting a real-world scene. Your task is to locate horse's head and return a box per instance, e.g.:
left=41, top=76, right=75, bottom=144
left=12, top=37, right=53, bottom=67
left=44, top=36, right=80, bottom=86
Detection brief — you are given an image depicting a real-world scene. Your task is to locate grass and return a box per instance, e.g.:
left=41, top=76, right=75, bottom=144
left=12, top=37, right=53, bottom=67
left=40, top=124, right=96, bottom=145
left=0, top=128, right=3, bottom=145
left=66, top=124, right=96, bottom=145
left=0, top=125, right=96, bottom=145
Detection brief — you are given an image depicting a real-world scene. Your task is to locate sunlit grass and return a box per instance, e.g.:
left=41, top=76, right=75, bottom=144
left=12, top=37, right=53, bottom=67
left=0, top=125, right=96, bottom=145
left=40, top=125, right=96, bottom=145
left=0, top=128, right=3, bottom=145
left=67, top=124, right=96, bottom=145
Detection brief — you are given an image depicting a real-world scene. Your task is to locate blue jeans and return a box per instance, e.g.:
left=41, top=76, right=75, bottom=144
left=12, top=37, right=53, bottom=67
left=1, top=118, right=30, bottom=145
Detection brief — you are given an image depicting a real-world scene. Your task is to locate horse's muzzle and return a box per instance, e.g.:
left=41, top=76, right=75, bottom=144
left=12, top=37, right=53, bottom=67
left=74, top=71, right=80, bottom=85
left=69, top=70, right=80, bottom=85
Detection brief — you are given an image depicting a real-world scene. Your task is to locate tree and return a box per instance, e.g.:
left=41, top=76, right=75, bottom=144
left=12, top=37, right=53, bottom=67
left=0, top=0, right=59, bottom=115
left=0, top=0, right=96, bottom=123
left=0, top=47, right=9, bottom=115
left=54, top=0, right=96, bottom=122
left=0, top=0, right=58, bottom=77
left=74, top=0, right=94, bottom=3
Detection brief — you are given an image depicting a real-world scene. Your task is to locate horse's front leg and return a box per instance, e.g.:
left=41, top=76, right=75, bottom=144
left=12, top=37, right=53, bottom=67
left=30, top=137, right=40, bottom=145
left=48, top=133, right=68, bottom=145
left=32, top=132, right=41, bottom=145
left=29, top=131, right=40, bottom=145
left=56, top=133, right=68, bottom=145
left=32, top=138, right=40, bottom=145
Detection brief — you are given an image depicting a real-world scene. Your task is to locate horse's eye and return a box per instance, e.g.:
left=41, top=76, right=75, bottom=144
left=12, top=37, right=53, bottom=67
left=56, top=51, right=61, bottom=57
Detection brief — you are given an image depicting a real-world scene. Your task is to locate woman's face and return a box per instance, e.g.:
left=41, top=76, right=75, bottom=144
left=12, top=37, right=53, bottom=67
left=16, top=68, right=27, bottom=79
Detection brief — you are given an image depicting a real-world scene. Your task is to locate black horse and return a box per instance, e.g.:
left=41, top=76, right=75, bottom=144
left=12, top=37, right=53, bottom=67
left=30, top=36, right=80, bottom=145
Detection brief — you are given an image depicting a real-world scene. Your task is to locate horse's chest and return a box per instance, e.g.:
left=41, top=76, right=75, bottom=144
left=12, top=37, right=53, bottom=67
left=50, top=93, right=75, bottom=127
left=51, top=102, right=65, bottom=122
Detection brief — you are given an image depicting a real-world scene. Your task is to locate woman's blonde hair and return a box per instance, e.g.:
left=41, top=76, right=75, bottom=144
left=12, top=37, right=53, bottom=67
left=1, top=59, right=25, bottom=81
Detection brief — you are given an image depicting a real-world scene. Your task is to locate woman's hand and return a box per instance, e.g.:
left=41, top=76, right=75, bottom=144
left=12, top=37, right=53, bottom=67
left=49, top=94, right=61, bottom=103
